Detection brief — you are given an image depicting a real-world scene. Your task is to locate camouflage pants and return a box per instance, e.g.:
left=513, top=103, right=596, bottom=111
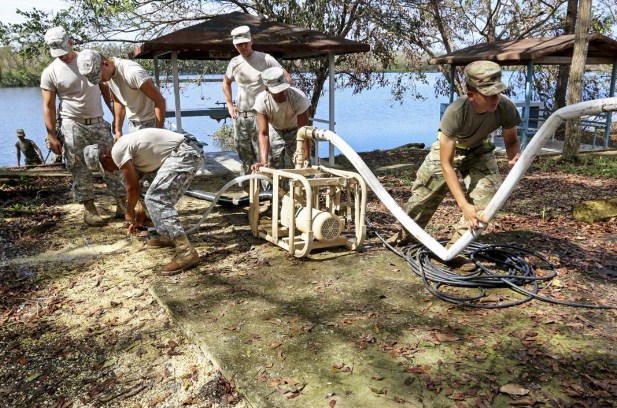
left=403, top=140, right=502, bottom=239
left=268, top=127, right=297, bottom=169
left=61, top=119, right=125, bottom=203
left=128, top=119, right=156, bottom=133
left=144, top=140, right=204, bottom=239
left=233, top=115, right=259, bottom=176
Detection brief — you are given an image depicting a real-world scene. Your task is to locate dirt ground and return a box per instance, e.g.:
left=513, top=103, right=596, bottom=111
left=0, top=174, right=248, bottom=408
left=1, top=145, right=617, bottom=407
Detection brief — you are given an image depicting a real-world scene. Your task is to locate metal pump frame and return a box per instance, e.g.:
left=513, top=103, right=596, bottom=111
left=248, top=128, right=367, bottom=257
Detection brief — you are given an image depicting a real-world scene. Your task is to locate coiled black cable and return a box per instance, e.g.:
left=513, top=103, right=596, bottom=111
left=369, top=219, right=615, bottom=309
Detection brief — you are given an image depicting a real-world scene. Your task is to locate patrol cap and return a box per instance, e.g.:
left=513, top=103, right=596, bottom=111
left=261, top=67, right=290, bottom=94
left=16, top=129, right=26, bottom=137
left=464, top=60, right=508, bottom=96
left=77, top=49, right=102, bottom=85
left=83, top=144, right=101, bottom=171
left=44, top=26, right=70, bottom=58
left=231, top=25, right=251, bottom=44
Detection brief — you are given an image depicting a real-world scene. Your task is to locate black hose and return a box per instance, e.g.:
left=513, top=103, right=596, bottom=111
left=368, top=218, right=615, bottom=310
left=185, top=189, right=273, bottom=207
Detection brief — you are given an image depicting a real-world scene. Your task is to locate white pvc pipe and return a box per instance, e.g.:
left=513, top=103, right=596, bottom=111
left=299, top=96, right=617, bottom=261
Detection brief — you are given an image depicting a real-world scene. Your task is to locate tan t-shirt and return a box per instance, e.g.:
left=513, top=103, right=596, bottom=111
left=107, top=58, right=156, bottom=122
left=225, top=51, right=282, bottom=112
left=40, top=54, right=104, bottom=120
left=253, top=87, right=310, bottom=130
left=439, top=95, right=521, bottom=148
left=111, top=128, right=183, bottom=173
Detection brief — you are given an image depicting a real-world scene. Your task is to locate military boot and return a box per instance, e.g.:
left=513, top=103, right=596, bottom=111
left=385, top=229, right=417, bottom=247
left=114, top=196, right=127, bottom=219
left=83, top=200, right=106, bottom=227
left=443, top=233, right=477, bottom=272
left=160, top=235, right=200, bottom=276
left=147, top=235, right=173, bottom=249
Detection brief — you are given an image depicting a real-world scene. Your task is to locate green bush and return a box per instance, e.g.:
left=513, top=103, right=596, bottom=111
left=211, top=124, right=235, bottom=151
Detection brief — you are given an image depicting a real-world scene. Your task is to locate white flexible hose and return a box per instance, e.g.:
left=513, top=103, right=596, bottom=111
left=300, top=96, right=617, bottom=261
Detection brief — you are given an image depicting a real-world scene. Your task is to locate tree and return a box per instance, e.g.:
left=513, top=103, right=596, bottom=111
left=554, top=0, right=578, bottom=110
left=562, top=0, right=593, bottom=161
left=1, top=0, right=396, bottom=119
left=378, top=0, right=568, bottom=101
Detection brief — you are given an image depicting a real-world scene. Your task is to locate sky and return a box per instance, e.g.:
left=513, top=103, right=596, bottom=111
left=1, top=0, right=67, bottom=24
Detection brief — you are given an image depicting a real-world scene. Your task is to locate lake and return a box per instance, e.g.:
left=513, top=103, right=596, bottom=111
left=0, top=72, right=450, bottom=167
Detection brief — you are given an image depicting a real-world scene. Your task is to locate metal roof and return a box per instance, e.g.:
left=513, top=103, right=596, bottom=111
left=428, top=33, right=617, bottom=66
left=131, top=11, right=370, bottom=60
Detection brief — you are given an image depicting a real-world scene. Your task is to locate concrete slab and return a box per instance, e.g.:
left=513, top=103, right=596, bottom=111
left=200, top=151, right=242, bottom=176
left=150, top=245, right=457, bottom=407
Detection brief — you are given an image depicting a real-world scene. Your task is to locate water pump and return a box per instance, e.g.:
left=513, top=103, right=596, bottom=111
left=248, top=127, right=366, bottom=257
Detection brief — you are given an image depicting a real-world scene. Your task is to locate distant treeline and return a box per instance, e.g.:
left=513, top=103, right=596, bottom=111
left=0, top=45, right=435, bottom=88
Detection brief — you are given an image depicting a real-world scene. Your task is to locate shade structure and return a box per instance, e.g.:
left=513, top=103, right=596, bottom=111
left=131, top=12, right=370, bottom=162
left=428, top=33, right=617, bottom=66
left=428, top=33, right=617, bottom=148
left=132, top=11, right=370, bottom=60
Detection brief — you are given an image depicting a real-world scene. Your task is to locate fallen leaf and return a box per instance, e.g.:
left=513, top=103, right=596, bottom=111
left=26, top=372, right=42, bottom=382
left=102, top=358, right=116, bottom=368
left=435, top=332, right=460, bottom=342
left=499, top=383, right=530, bottom=396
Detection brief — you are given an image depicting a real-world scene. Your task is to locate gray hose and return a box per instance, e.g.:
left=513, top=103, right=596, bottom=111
left=185, top=174, right=273, bottom=235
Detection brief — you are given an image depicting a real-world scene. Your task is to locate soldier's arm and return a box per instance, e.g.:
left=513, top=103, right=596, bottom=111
left=502, top=126, right=521, bottom=168
left=222, top=75, right=237, bottom=119
left=139, top=79, right=166, bottom=128
left=251, top=112, right=270, bottom=171
left=42, top=89, right=61, bottom=154
left=439, top=133, right=487, bottom=230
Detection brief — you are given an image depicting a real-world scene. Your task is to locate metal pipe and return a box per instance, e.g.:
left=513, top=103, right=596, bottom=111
left=171, top=51, right=182, bottom=132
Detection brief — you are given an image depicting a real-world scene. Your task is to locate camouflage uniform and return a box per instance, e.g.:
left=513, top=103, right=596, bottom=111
left=403, top=139, right=502, bottom=240
left=128, top=119, right=156, bottom=133
left=403, top=60, right=521, bottom=243
left=144, top=137, right=204, bottom=239
left=62, top=119, right=125, bottom=202
left=234, top=114, right=260, bottom=175
left=268, top=127, right=297, bottom=169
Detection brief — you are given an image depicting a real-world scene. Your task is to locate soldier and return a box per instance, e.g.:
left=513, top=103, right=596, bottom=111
left=251, top=67, right=311, bottom=172
left=15, top=129, right=44, bottom=166
left=83, top=128, right=204, bottom=275
left=40, top=26, right=126, bottom=227
left=222, top=25, right=292, bottom=179
left=394, top=61, right=521, bottom=269
left=77, top=49, right=166, bottom=140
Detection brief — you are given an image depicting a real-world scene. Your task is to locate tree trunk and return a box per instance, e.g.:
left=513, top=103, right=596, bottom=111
left=562, top=0, right=592, bottom=161
left=554, top=0, right=578, bottom=110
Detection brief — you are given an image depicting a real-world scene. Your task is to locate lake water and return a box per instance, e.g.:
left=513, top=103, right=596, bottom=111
left=0, top=72, right=450, bottom=167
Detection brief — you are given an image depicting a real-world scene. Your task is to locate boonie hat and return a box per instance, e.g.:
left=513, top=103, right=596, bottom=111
left=16, top=129, right=26, bottom=137
left=83, top=144, right=101, bottom=171
left=464, top=60, right=508, bottom=96
left=231, top=25, right=251, bottom=44
left=77, top=49, right=102, bottom=85
left=44, top=26, right=70, bottom=58
left=261, top=67, right=290, bottom=94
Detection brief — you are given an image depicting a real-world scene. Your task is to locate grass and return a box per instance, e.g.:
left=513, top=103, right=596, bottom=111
left=0, top=201, right=45, bottom=219
left=531, top=154, right=617, bottom=177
